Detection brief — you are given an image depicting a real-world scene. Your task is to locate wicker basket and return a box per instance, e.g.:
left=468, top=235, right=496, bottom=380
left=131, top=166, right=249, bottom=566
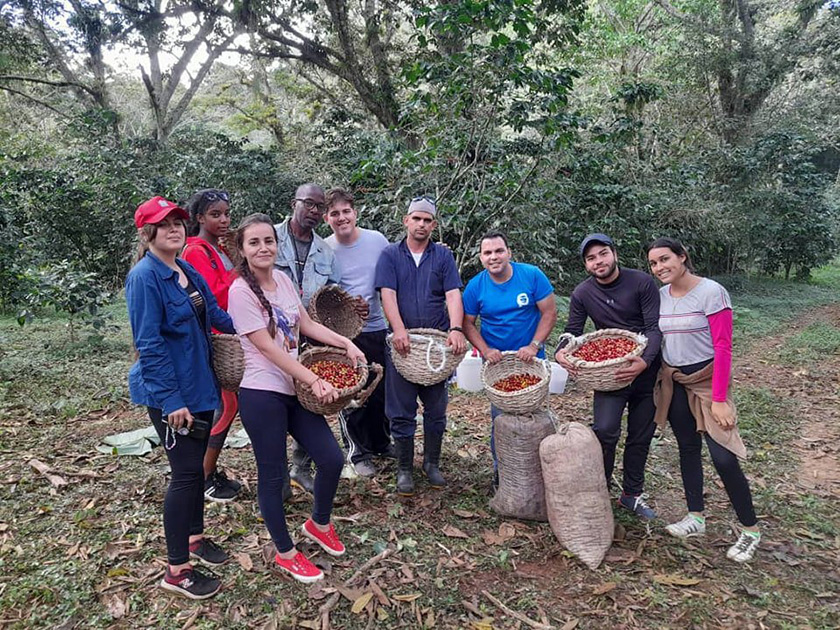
left=211, top=334, right=244, bottom=392
left=307, top=285, right=364, bottom=340
left=558, top=328, right=647, bottom=392
left=481, top=352, right=550, bottom=414
left=386, top=328, right=467, bottom=386
left=294, top=346, right=383, bottom=415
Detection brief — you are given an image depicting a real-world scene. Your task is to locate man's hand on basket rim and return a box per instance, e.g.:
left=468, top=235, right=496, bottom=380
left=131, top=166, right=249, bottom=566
left=614, top=356, right=647, bottom=382
left=447, top=329, right=466, bottom=355
left=392, top=328, right=410, bottom=356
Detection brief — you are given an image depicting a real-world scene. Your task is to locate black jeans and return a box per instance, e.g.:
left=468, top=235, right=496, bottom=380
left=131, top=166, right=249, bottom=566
left=239, top=388, right=344, bottom=553
left=668, top=360, right=757, bottom=526
left=148, top=407, right=213, bottom=565
left=339, top=329, right=391, bottom=463
left=592, top=359, right=659, bottom=496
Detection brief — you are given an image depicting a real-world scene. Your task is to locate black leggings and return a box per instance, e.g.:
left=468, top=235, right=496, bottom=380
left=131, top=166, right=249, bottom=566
left=148, top=408, right=213, bottom=565
left=239, top=388, right=343, bottom=553
left=668, top=363, right=757, bottom=527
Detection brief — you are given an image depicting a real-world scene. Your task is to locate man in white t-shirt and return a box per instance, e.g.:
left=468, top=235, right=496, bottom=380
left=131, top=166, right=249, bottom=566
left=324, top=188, right=392, bottom=477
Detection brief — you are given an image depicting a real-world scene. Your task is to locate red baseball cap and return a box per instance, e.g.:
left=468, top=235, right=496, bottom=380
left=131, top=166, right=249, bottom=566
left=134, top=196, right=189, bottom=228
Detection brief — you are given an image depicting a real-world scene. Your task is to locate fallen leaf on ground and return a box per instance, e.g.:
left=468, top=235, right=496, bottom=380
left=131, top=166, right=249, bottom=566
left=233, top=552, right=253, bottom=571
left=393, top=593, right=422, bottom=602
left=560, top=620, right=580, bottom=630
left=352, top=592, right=374, bottom=614
left=592, top=582, right=616, bottom=595
left=442, top=524, right=470, bottom=539
left=28, top=459, right=67, bottom=487
left=453, top=509, right=478, bottom=518
left=653, top=574, right=701, bottom=587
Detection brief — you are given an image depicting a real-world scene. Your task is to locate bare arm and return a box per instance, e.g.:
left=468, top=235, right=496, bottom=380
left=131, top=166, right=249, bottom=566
left=381, top=288, right=410, bottom=355
left=246, top=328, right=338, bottom=403
left=517, top=294, right=557, bottom=362
left=463, top=313, right=501, bottom=363
left=445, top=288, right=466, bottom=353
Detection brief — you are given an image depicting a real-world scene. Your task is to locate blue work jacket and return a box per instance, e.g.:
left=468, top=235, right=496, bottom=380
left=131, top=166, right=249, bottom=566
left=274, top=218, right=341, bottom=308
left=374, top=239, right=462, bottom=331
left=126, top=252, right=235, bottom=415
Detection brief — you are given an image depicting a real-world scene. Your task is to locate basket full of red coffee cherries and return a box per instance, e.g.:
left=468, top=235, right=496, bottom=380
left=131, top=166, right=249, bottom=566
left=295, top=346, right=383, bottom=415
left=480, top=352, right=550, bottom=414
left=558, top=328, right=648, bottom=392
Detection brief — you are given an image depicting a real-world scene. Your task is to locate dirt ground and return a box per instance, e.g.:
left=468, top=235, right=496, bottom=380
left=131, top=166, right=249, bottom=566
left=1, top=304, right=839, bottom=629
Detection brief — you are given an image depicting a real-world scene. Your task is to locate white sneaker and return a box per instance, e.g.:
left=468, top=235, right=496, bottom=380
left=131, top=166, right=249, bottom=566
left=665, top=514, right=706, bottom=538
left=727, top=531, right=760, bottom=563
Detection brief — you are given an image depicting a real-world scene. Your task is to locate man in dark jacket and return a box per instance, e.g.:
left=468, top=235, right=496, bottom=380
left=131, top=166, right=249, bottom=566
left=555, top=233, right=662, bottom=520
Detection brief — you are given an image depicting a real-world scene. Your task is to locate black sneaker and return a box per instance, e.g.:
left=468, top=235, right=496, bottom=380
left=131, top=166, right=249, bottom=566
left=290, top=465, right=315, bottom=494
left=189, top=538, right=229, bottom=566
left=378, top=443, right=397, bottom=460
left=160, top=566, right=221, bottom=600
left=204, top=470, right=240, bottom=503
left=353, top=459, right=377, bottom=477
left=617, top=493, right=657, bottom=520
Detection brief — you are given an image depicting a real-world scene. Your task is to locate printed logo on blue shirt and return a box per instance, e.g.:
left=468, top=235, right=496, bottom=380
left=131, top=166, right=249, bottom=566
left=516, top=293, right=529, bottom=307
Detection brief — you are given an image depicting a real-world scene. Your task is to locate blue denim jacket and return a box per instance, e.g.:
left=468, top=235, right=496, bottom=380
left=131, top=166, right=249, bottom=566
left=274, top=218, right=341, bottom=308
left=126, top=252, right=235, bottom=415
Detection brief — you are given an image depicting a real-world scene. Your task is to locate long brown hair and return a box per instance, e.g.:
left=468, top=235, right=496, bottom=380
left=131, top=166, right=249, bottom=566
left=235, top=213, right=278, bottom=338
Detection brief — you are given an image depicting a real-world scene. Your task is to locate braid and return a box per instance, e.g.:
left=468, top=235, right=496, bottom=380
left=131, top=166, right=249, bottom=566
left=237, top=254, right=277, bottom=339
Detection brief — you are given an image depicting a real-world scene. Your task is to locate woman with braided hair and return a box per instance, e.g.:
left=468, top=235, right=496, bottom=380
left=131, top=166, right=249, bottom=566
left=227, top=213, right=365, bottom=583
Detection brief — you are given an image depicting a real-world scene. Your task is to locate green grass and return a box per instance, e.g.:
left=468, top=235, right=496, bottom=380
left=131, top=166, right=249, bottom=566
left=725, top=260, right=840, bottom=346
left=1, top=262, right=840, bottom=628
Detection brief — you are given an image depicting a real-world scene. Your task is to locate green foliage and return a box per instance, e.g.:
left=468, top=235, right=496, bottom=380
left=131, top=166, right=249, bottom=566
left=16, top=261, right=113, bottom=341
left=0, top=124, right=300, bottom=314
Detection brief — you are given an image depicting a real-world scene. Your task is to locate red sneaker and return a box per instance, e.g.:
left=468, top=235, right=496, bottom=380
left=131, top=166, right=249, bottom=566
left=301, top=519, right=346, bottom=557
left=274, top=551, right=324, bottom=583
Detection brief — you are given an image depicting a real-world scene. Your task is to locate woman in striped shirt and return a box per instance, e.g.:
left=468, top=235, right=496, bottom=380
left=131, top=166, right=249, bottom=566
left=648, top=237, right=760, bottom=563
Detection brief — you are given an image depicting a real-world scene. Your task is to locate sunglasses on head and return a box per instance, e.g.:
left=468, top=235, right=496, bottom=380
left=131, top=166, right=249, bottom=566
left=203, top=190, right=230, bottom=203
left=412, top=195, right=436, bottom=204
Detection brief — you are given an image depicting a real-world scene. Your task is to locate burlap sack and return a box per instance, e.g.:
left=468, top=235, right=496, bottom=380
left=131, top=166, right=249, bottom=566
left=540, top=422, right=614, bottom=569
left=489, top=411, right=554, bottom=521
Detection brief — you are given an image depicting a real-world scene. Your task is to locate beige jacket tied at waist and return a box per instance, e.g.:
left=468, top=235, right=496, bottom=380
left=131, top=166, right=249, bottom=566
left=653, top=362, right=747, bottom=459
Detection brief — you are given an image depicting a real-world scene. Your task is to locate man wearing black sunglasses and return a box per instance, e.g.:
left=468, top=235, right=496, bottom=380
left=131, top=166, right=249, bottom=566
left=274, top=183, right=342, bottom=493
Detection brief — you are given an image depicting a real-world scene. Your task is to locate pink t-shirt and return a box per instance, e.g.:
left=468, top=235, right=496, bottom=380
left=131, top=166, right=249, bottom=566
left=228, top=270, right=302, bottom=395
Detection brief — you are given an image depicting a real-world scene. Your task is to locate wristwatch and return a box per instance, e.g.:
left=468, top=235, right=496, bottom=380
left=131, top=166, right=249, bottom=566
left=529, top=339, right=543, bottom=350
left=449, top=326, right=463, bottom=333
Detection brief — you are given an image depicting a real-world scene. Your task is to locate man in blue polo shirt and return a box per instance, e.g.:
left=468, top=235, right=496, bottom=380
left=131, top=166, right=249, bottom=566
left=374, top=196, right=466, bottom=496
left=462, top=231, right=556, bottom=487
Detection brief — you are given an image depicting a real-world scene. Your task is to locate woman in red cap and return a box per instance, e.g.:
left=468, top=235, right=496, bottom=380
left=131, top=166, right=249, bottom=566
left=126, top=196, right=236, bottom=599
left=181, top=189, right=241, bottom=503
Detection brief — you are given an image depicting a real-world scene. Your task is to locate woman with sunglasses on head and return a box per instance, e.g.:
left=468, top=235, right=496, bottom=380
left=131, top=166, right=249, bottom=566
left=227, top=213, right=365, bottom=583
left=182, top=189, right=241, bottom=503
left=647, top=237, right=760, bottom=563
left=126, top=196, right=236, bottom=599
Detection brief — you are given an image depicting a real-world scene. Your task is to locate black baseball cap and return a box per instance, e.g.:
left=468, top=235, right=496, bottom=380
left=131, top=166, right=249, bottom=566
left=579, top=233, right=614, bottom=257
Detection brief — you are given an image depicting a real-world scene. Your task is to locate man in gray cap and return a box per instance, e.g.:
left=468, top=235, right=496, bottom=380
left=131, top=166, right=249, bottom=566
left=374, top=196, right=466, bottom=496
left=555, top=233, right=662, bottom=520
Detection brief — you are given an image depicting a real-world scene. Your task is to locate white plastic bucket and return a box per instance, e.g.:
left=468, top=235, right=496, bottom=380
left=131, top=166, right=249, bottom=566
left=549, top=362, right=568, bottom=395
left=456, top=351, right=483, bottom=392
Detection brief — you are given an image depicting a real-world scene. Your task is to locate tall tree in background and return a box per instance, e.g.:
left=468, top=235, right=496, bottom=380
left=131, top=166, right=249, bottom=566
left=0, top=0, right=239, bottom=144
